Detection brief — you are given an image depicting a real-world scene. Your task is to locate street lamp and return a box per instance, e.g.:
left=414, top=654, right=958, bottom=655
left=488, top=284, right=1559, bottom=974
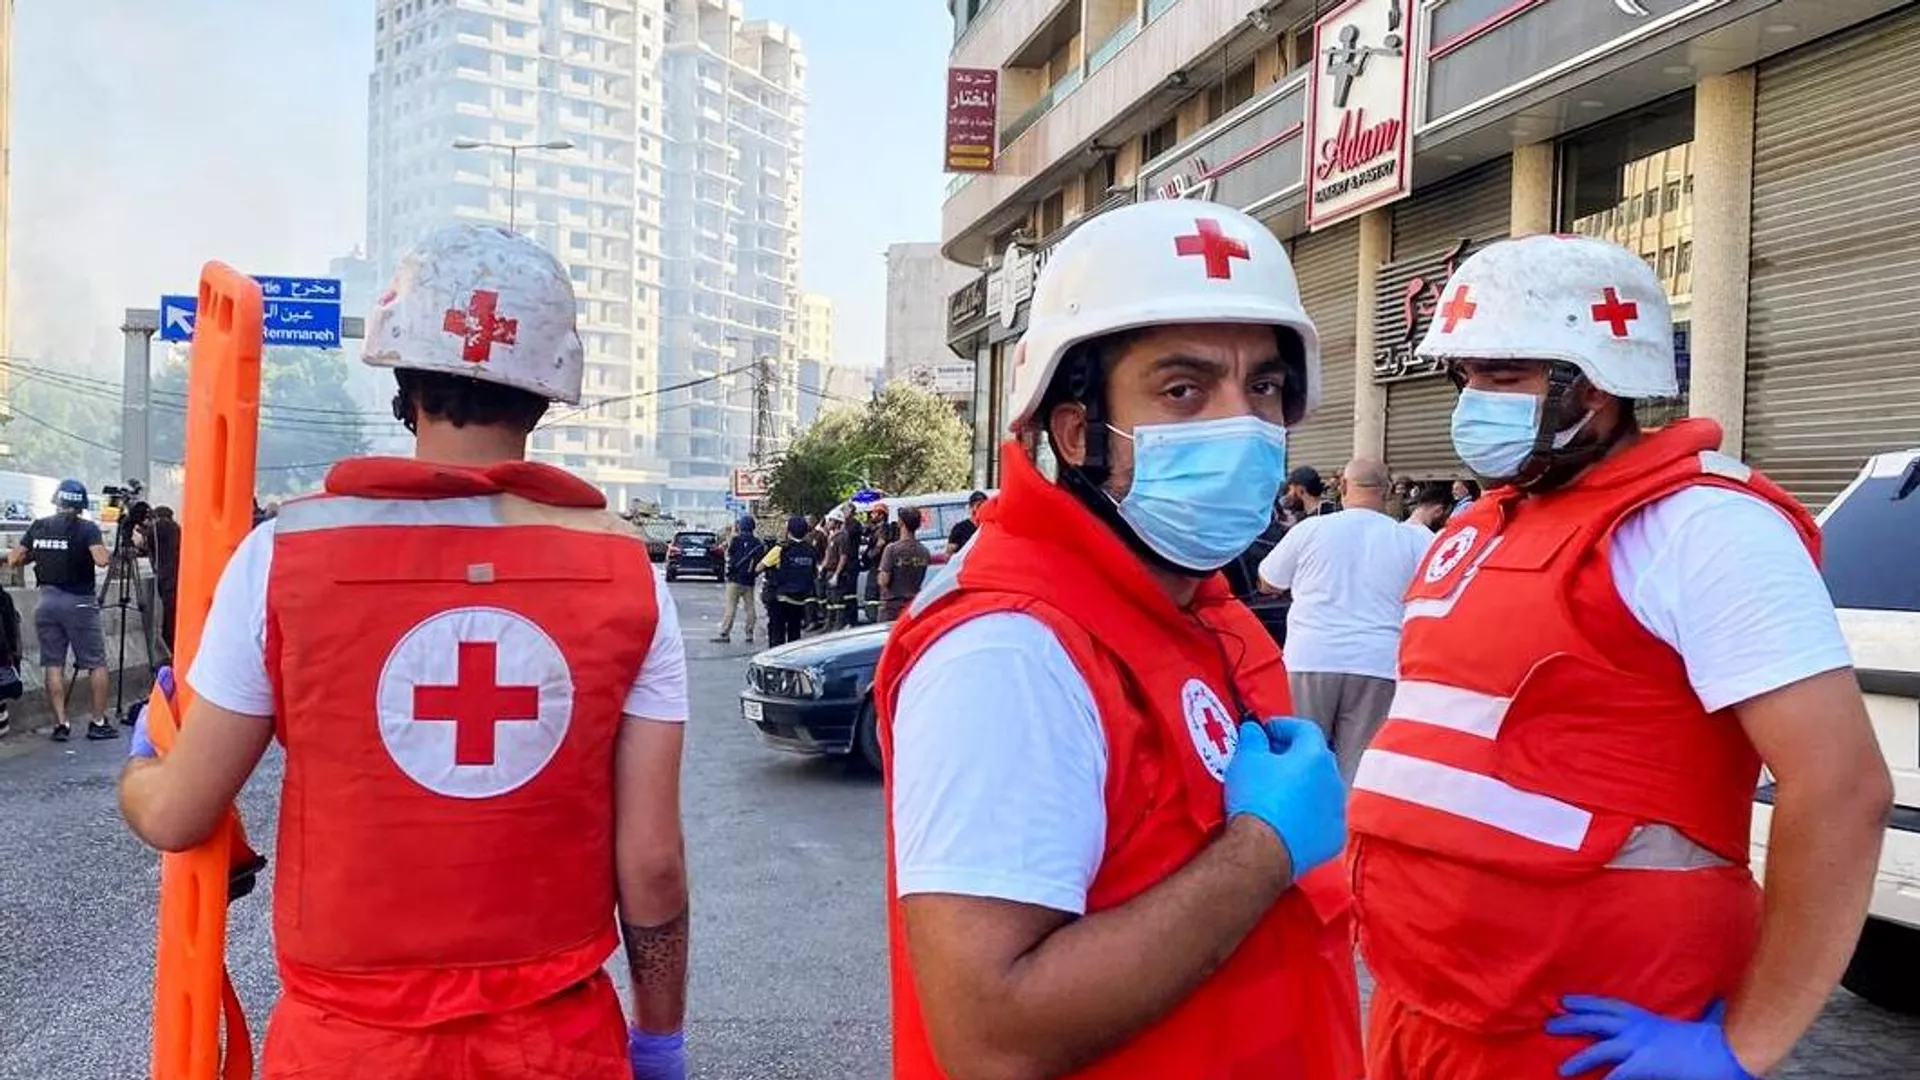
left=450, top=137, right=577, bottom=232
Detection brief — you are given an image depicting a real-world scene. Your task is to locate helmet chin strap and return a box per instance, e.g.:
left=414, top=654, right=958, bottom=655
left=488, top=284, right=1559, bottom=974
left=1508, top=363, right=1630, bottom=492
left=1048, top=347, right=1212, bottom=579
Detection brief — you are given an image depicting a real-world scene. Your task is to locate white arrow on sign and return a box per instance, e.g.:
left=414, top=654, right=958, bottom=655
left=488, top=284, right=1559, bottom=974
left=164, top=303, right=196, bottom=337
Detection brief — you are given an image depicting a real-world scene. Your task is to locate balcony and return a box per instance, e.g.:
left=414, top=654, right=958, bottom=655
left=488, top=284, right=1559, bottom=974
left=1086, top=17, right=1140, bottom=76
left=943, top=0, right=1247, bottom=264
left=1001, top=68, right=1082, bottom=150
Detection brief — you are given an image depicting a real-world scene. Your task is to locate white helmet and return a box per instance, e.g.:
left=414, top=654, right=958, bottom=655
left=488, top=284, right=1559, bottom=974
left=363, top=223, right=586, bottom=404
left=1010, top=199, right=1320, bottom=431
left=1415, top=233, right=1676, bottom=398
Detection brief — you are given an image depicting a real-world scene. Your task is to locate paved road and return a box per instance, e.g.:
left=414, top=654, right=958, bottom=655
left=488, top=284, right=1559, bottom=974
left=1, top=580, right=1915, bottom=1077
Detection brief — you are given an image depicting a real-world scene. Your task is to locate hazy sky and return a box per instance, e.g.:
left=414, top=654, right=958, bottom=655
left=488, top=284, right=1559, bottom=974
left=7, top=1, right=950, bottom=375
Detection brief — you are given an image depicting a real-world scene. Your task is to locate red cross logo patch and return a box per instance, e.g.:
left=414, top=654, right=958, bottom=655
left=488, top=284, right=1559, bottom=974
left=1180, top=678, right=1238, bottom=781
left=1424, top=525, right=1480, bottom=584
left=442, top=289, right=520, bottom=364
left=1590, top=287, right=1639, bottom=338
left=1437, top=285, right=1478, bottom=333
left=1173, top=218, right=1251, bottom=280
left=376, top=607, right=574, bottom=799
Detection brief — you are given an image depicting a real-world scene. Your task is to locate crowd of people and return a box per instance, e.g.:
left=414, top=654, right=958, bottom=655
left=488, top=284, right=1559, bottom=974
left=709, top=491, right=987, bottom=647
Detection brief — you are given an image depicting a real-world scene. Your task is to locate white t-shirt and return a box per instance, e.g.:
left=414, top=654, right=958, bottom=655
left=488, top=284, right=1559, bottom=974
left=1258, top=508, right=1434, bottom=679
left=890, top=487, right=1850, bottom=912
left=188, top=519, right=689, bottom=722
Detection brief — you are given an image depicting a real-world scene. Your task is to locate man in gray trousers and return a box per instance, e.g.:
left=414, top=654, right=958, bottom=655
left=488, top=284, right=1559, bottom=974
left=1258, top=458, right=1432, bottom=780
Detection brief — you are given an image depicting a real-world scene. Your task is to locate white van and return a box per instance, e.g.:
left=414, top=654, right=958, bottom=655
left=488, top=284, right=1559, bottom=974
left=1751, top=448, right=1920, bottom=1014
left=884, top=489, right=994, bottom=566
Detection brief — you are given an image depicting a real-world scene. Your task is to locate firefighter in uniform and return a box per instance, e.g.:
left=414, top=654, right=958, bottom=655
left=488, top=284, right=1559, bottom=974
left=1351, top=235, right=1892, bottom=1079
left=119, top=223, right=693, bottom=1080
left=757, top=514, right=819, bottom=646
left=874, top=199, right=1362, bottom=1080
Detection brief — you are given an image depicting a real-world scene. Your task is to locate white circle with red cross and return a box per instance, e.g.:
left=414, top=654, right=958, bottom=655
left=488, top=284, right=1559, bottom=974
left=1181, top=678, right=1239, bottom=782
left=1424, top=526, right=1479, bottom=584
left=375, top=606, right=575, bottom=799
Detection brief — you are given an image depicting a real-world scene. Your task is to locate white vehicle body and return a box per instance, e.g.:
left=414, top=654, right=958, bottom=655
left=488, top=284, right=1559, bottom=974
left=1750, top=448, right=1920, bottom=1013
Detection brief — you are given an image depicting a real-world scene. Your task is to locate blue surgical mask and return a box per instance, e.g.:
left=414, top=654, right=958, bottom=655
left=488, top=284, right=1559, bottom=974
left=1451, top=387, right=1597, bottom=482
left=1107, top=415, right=1288, bottom=571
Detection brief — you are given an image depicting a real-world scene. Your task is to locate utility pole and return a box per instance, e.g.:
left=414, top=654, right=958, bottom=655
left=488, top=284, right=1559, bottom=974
left=750, top=353, right=776, bottom=469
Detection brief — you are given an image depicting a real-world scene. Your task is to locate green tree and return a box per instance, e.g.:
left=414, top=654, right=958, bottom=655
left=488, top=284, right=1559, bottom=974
left=151, top=346, right=374, bottom=496
left=764, top=384, right=971, bottom=516
left=4, top=375, right=121, bottom=482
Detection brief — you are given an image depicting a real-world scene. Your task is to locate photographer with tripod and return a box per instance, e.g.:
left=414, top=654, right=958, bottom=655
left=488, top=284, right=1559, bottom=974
left=7, top=479, right=113, bottom=741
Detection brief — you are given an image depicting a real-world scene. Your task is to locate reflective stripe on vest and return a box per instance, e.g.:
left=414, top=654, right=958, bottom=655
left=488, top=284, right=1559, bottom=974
left=1353, top=680, right=1595, bottom=852
left=276, top=495, right=505, bottom=533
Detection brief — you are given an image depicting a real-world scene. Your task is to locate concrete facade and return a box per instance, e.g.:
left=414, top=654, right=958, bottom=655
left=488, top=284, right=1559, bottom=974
left=882, top=243, right=973, bottom=402
left=366, top=0, right=668, bottom=512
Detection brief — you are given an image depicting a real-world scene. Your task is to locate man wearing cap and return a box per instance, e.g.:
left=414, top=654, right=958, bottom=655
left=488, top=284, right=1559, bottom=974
left=943, top=491, right=989, bottom=557
left=118, top=224, right=692, bottom=1079
left=9, top=479, right=114, bottom=741
left=1351, top=234, right=1890, bottom=1079
left=713, top=514, right=766, bottom=645
left=874, top=200, right=1361, bottom=1080
left=756, top=514, right=820, bottom=647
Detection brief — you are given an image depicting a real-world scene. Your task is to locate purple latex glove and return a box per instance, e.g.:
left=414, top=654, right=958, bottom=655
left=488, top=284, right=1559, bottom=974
left=628, top=1027, right=685, bottom=1080
left=129, top=666, right=176, bottom=760
left=1548, top=998, right=1758, bottom=1080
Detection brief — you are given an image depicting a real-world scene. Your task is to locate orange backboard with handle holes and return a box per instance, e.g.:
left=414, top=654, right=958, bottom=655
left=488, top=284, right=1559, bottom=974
left=147, top=262, right=264, bottom=1080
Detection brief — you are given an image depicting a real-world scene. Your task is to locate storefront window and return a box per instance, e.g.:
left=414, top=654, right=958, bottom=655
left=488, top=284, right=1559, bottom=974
left=1559, top=93, right=1694, bottom=426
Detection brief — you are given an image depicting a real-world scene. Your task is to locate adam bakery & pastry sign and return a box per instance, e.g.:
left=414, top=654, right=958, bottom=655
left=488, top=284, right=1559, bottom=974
left=1306, top=0, right=1415, bottom=229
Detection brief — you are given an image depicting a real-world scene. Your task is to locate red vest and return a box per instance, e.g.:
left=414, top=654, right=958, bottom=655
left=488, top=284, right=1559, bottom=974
left=1350, top=420, right=1820, bottom=1031
left=264, top=457, right=659, bottom=1027
left=875, top=444, right=1362, bottom=1080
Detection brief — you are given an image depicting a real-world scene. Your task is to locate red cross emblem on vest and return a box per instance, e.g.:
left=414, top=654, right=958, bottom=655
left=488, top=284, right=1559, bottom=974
left=412, top=641, right=540, bottom=766
left=376, top=607, right=574, bottom=799
left=443, top=289, right=520, bottom=363
left=1173, top=218, right=1251, bottom=280
left=1590, top=287, right=1639, bottom=337
left=1180, top=678, right=1238, bottom=781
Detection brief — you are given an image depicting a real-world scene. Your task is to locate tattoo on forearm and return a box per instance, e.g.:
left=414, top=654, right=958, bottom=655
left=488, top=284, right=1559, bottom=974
left=622, top=906, right=690, bottom=1031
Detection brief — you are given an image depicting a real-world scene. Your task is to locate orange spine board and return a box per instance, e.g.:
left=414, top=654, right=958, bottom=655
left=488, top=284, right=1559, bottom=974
left=149, top=263, right=263, bottom=1080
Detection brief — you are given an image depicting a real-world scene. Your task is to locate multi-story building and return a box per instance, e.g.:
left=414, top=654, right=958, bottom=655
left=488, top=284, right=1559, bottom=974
left=366, top=0, right=667, bottom=511
left=656, top=0, right=806, bottom=518
left=1, top=0, right=14, bottom=457
left=884, top=243, right=977, bottom=414
left=945, top=0, right=1920, bottom=509
left=794, top=292, right=833, bottom=427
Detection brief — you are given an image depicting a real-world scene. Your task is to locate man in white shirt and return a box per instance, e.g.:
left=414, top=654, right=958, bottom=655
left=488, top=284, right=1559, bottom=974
left=1258, top=457, right=1431, bottom=780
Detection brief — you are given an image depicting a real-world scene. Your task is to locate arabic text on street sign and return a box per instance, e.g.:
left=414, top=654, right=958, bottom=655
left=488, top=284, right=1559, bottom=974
left=254, top=275, right=344, bottom=302
left=156, top=274, right=345, bottom=348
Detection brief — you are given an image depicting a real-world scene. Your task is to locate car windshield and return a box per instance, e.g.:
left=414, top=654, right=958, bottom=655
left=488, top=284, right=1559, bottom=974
left=1820, top=456, right=1920, bottom=612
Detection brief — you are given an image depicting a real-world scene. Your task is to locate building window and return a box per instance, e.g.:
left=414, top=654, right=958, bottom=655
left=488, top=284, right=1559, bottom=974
left=1677, top=240, right=1693, bottom=275
left=1659, top=246, right=1676, bottom=280
left=1143, top=117, right=1178, bottom=162
left=1039, top=190, right=1066, bottom=236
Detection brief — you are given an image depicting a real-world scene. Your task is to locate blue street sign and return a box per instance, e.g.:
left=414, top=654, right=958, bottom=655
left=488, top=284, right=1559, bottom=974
left=263, top=298, right=343, bottom=348
left=158, top=295, right=198, bottom=343
left=254, top=275, right=343, bottom=302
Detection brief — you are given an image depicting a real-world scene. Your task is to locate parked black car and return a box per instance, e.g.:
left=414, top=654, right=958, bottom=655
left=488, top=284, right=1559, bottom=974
left=664, top=531, right=723, bottom=581
left=740, top=622, right=889, bottom=771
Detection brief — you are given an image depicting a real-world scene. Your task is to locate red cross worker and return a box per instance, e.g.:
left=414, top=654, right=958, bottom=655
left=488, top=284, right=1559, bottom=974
left=1347, top=233, right=1892, bottom=1078
left=876, top=199, right=1362, bottom=1080
left=119, top=223, right=693, bottom=1080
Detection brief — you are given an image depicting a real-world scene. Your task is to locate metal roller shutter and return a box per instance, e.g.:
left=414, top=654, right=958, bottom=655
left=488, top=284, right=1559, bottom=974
left=1386, top=375, right=1462, bottom=482
left=1745, top=9, right=1920, bottom=510
left=1289, top=220, right=1361, bottom=478
left=1392, top=158, right=1512, bottom=259
left=1382, top=159, right=1511, bottom=478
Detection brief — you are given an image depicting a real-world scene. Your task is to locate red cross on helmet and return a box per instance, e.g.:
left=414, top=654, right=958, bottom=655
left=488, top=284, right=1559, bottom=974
left=1414, top=234, right=1677, bottom=399
left=363, top=223, right=587, bottom=404
left=1007, top=199, right=1321, bottom=432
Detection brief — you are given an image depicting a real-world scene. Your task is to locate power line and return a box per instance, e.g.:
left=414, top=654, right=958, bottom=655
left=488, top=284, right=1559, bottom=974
left=538, top=360, right=762, bottom=429
left=6, top=404, right=339, bottom=475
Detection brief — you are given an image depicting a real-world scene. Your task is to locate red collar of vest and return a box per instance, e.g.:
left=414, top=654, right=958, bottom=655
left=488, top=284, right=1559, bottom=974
left=323, top=457, right=607, bottom=508
left=982, top=440, right=1235, bottom=616
left=1490, top=418, right=1724, bottom=511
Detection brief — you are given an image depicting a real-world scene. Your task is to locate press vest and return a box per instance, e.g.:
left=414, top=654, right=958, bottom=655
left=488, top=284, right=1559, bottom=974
left=876, top=443, right=1363, bottom=1080
left=771, top=539, right=818, bottom=598
left=1350, top=420, right=1820, bottom=1031
left=28, top=514, right=98, bottom=592
left=265, top=457, right=660, bottom=1028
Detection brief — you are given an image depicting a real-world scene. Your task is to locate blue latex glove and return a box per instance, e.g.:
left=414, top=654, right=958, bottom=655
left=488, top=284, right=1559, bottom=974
left=1223, top=718, right=1346, bottom=877
left=1547, top=997, right=1758, bottom=1080
left=628, top=1027, right=686, bottom=1080
left=129, top=666, right=176, bottom=760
